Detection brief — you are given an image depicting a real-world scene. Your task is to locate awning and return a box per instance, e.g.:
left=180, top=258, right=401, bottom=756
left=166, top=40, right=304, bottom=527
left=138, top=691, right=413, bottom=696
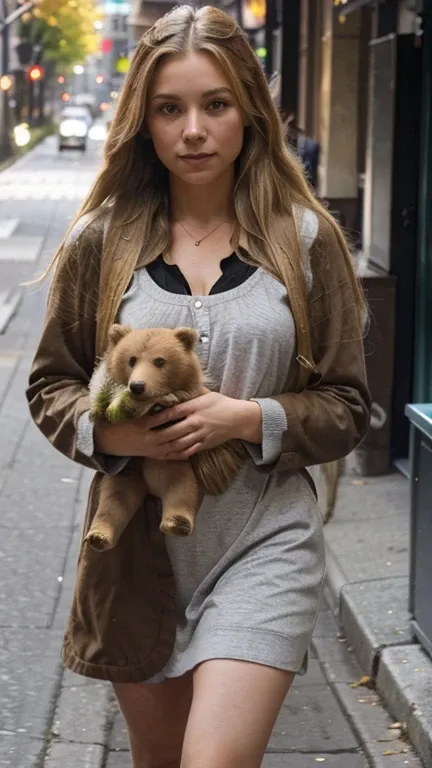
left=337, top=0, right=376, bottom=17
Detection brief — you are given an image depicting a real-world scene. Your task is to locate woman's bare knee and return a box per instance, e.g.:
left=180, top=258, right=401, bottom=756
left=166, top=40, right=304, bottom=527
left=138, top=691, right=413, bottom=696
left=114, top=675, right=192, bottom=768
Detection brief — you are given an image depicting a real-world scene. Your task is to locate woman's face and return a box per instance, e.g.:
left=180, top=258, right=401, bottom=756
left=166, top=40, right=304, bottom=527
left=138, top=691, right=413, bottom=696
left=146, top=51, right=246, bottom=186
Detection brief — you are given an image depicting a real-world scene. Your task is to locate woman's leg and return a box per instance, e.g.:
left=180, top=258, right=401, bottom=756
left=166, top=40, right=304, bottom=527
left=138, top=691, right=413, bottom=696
left=114, top=673, right=193, bottom=768
left=180, top=659, right=295, bottom=768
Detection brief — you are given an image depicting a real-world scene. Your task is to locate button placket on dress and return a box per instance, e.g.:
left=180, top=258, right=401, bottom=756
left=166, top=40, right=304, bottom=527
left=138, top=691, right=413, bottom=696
left=192, top=298, right=210, bottom=367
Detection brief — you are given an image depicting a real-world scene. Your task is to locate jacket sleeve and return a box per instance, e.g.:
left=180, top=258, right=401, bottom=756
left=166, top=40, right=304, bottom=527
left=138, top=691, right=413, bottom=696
left=26, top=215, right=126, bottom=474
left=264, top=214, right=371, bottom=472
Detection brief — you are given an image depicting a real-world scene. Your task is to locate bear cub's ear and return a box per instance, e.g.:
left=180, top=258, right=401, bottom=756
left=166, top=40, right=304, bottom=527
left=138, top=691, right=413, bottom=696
left=108, top=324, right=132, bottom=346
left=175, top=327, right=199, bottom=352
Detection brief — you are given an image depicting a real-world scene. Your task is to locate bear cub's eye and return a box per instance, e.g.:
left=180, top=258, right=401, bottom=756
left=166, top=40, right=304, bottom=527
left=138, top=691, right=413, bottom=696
left=153, top=357, right=166, bottom=368
left=129, top=356, right=137, bottom=368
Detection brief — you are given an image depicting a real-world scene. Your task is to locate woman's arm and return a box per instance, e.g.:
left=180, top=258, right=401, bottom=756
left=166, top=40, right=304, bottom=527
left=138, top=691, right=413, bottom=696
left=255, top=213, right=371, bottom=471
left=26, top=212, right=128, bottom=474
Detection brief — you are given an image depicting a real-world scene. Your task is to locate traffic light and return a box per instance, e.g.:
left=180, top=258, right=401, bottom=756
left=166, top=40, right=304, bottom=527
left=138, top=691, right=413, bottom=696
left=95, top=74, right=104, bottom=84
left=61, top=91, right=70, bottom=102
left=57, top=75, right=65, bottom=84
left=28, top=64, right=44, bottom=81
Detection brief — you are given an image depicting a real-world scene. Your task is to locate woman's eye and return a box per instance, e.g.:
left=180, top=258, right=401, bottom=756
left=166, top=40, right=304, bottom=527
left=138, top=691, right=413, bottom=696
left=160, top=104, right=179, bottom=115
left=208, top=100, right=228, bottom=112
left=153, top=357, right=166, bottom=368
left=129, top=356, right=137, bottom=368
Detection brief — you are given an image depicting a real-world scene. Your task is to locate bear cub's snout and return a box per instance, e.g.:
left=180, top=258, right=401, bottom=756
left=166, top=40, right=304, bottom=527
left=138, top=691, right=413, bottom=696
left=129, top=381, right=146, bottom=396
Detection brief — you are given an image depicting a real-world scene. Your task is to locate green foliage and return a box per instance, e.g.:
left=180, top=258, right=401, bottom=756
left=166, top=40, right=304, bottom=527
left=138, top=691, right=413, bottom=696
left=20, top=0, right=101, bottom=70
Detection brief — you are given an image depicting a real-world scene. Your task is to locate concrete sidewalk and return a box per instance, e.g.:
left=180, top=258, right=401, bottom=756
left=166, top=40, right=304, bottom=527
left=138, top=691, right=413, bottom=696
left=315, top=462, right=432, bottom=767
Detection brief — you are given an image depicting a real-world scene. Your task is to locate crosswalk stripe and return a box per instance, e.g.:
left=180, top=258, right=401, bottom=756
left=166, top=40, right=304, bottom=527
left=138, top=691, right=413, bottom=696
left=0, top=171, right=97, bottom=200
left=0, top=218, right=19, bottom=238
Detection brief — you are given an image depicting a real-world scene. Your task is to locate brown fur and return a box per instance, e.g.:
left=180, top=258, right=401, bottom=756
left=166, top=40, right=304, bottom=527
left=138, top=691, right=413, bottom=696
left=85, top=325, right=246, bottom=551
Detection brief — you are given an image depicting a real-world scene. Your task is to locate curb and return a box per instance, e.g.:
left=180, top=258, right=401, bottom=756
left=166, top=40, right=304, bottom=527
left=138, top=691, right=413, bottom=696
left=324, top=541, right=431, bottom=767
left=323, top=541, right=347, bottom=616
left=0, top=288, right=23, bottom=334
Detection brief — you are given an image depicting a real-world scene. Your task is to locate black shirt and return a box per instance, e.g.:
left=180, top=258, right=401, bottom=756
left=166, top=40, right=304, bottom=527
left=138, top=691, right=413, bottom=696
left=146, top=252, right=257, bottom=295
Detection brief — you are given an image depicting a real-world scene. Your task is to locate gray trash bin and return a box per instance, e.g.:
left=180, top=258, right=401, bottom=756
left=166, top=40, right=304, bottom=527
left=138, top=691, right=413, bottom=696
left=405, top=403, right=432, bottom=657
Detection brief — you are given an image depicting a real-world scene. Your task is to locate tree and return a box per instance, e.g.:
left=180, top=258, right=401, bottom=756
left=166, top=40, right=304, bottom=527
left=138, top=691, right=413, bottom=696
left=20, top=0, right=101, bottom=69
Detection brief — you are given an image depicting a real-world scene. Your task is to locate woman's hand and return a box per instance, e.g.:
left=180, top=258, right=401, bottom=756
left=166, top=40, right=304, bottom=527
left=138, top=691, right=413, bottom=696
left=94, top=393, right=263, bottom=461
left=143, top=392, right=263, bottom=460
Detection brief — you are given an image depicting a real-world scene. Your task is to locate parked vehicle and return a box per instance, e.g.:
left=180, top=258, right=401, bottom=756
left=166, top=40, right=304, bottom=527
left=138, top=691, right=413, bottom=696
left=58, top=106, right=92, bottom=152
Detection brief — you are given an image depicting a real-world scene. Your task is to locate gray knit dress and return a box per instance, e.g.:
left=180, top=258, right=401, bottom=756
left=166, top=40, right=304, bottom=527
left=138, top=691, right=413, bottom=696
left=78, top=208, right=326, bottom=679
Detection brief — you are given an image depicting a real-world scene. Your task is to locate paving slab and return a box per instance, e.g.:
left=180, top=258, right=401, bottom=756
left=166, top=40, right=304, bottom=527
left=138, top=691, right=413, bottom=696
left=295, top=659, right=328, bottom=687
left=268, top=684, right=359, bottom=752
left=326, top=513, right=410, bottom=581
left=324, top=471, right=409, bottom=525
left=105, top=751, right=130, bottom=768
left=312, top=636, right=354, bottom=663
left=312, top=609, right=340, bottom=638
left=0, top=527, right=72, bottom=628
left=0, top=628, right=62, bottom=738
left=340, top=577, right=412, bottom=676
left=109, top=712, right=129, bottom=752
left=0, top=734, right=44, bottom=768
left=262, top=755, right=368, bottom=767
left=320, top=656, right=364, bottom=685
left=52, top=680, right=112, bottom=745
left=44, top=741, right=104, bottom=768
left=377, top=645, right=432, bottom=768
left=0, top=466, right=80, bottom=530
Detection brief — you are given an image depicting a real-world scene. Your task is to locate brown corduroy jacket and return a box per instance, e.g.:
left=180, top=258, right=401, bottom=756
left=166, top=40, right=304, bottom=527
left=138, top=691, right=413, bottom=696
left=26, top=207, right=371, bottom=682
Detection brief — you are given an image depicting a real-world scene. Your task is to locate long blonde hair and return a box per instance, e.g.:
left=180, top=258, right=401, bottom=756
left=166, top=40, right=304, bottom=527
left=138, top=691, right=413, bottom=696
left=41, top=3, right=366, bottom=385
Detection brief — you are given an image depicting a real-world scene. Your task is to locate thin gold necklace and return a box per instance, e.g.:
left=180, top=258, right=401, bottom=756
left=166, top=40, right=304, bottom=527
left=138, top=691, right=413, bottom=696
left=176, top=219, right=229, bottom=246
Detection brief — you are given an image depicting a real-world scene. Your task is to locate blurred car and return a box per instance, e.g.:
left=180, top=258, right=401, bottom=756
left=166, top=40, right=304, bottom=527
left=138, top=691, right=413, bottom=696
left=58, top=105, right=92, bottom=152
left=60, top=104, right=93, bottom=128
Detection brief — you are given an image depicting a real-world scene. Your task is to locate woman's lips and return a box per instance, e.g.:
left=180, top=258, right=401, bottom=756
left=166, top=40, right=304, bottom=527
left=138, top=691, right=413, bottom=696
left=180, top=153, right=216, bottom=165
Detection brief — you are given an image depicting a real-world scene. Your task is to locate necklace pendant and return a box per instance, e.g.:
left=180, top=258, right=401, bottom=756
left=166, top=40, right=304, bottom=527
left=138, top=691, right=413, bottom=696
left=195, top=240, right=200, bottom=246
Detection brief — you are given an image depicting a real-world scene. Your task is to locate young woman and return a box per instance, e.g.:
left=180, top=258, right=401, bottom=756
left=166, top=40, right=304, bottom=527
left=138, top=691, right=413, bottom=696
left=27, top=5, right=371, bottom=767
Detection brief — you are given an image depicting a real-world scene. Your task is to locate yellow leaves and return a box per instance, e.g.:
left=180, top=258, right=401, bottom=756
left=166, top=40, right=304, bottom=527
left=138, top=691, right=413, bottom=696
left=349, top=675, right=376, bottom=690
left=27, top=0, right=101, bottom=65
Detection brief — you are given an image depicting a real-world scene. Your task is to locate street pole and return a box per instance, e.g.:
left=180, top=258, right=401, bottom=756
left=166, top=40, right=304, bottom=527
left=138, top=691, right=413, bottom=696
left=0, top=0, right=37, bottom=158
left=235, top=0, right=243, bottom=28
left=0, top=0, right=11, bottom=158
left=264, top=0, right=276, bottom=78
left=279, top=0, right=300, bottom=119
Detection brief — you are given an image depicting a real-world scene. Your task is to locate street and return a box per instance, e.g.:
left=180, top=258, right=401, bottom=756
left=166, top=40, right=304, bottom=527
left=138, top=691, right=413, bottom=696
left=0, top=136, right=423, bottom=768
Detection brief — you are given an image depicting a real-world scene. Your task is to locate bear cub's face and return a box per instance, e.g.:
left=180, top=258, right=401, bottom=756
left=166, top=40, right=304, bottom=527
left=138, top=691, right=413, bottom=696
left=106, top=325, right=203, bottom=401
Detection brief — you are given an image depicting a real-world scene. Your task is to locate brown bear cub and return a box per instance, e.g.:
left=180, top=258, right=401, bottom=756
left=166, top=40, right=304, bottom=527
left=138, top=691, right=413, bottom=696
left=84, top=325, right=246, bottom=551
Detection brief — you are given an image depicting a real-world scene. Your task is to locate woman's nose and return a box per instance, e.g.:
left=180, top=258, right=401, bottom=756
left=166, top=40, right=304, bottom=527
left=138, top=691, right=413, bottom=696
left=183, top=109, right=206, bottom=141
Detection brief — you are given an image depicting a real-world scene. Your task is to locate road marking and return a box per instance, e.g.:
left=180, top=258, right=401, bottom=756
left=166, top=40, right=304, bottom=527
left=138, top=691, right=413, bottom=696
left=0, top=169, right=97, bottom=201
left=0, top=236, right=44, bottom=262
left=0, top=219, right=19, bottom=239
left=0, top=290, right=22, bottom=333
